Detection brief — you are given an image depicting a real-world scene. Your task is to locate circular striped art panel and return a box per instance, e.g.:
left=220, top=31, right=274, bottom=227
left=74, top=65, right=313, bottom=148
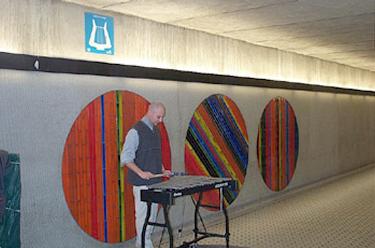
left=185, top=94, right=249, bottom=210
left=257, top=97, right=299, bottom=191
left=62, top=90, right=171, bottom=243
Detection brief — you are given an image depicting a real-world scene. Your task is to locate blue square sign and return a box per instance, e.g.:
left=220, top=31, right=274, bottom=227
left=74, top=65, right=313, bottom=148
left=85, top=12, right=114, bottom=55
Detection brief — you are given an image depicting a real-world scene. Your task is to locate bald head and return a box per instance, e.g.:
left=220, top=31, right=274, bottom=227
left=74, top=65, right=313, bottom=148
left=148, top=102, right=165, bottom=113
left=146, top=102, right=166, bottom=125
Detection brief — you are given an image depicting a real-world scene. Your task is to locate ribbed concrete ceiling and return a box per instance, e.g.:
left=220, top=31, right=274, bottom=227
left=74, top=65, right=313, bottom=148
left=65, top=0, right=375, bottom=72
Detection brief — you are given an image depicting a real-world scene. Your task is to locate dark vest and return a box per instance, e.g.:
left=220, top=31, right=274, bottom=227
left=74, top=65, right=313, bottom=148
left=127, top=121, right=163, bottom=186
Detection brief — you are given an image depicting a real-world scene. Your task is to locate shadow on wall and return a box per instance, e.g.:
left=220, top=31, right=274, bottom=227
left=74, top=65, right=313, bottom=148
left=0, top=151, right=21, bottom=248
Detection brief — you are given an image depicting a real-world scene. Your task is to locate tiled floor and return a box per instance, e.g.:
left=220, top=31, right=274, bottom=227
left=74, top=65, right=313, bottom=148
left=163, top=165, right=375, bottom=248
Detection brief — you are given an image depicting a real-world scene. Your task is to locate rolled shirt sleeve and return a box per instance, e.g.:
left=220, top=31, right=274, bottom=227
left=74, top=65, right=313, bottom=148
left=120, top=128, right=139, bottom=166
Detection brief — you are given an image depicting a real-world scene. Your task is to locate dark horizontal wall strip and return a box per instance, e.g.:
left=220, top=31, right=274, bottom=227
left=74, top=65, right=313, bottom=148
left=1, top=51, right=374, bottom=96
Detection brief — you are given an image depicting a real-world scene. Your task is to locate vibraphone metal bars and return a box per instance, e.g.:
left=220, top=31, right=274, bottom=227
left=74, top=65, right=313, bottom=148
left=141, top=176, right=237, bottom=248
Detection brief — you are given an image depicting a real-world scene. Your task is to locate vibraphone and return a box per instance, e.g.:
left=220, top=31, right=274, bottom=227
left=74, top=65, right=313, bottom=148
left=141, top=176, right=237, bottom=248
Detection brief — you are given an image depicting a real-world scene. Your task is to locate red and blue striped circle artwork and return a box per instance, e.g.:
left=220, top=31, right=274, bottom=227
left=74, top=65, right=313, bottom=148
left=257, top=97, right=299, bottom=191
left=185, top=94, right=249, bottom=210
left=62, top=90, right=171, bottom=243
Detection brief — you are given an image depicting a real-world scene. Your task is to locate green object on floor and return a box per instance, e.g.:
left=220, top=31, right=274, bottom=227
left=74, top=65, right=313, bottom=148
left=0, top=153, right=20, bottom=248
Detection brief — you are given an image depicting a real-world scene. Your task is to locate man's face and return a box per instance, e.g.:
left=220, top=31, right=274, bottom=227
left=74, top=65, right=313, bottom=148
left=149, top=107, right=165, bottom=125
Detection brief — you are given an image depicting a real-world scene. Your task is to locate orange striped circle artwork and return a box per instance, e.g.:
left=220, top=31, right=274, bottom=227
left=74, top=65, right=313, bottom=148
left=257, top=97, right=299, bottom=191
left=62, top=90, right=171, bottom=243
left=185, top=94, right=249, bottom=210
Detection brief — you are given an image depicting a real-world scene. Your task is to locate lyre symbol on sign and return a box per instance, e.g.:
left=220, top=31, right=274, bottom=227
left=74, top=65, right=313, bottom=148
left=88, top=19, right=112, bottom=51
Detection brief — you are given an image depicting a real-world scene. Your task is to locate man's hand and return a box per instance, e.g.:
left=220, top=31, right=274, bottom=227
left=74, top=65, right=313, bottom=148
left=162, top=169, right=172, bottom=177
left=144, top=169, right=172, bottom=179
left=125, top=162, right=156, bottom=180
left=139, top=171, right=154, bottom=180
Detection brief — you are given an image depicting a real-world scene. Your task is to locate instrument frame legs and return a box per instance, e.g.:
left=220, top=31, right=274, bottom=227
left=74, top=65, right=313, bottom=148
left=141, top=202, right=152, bottom=248
left=183, top=189, right=231, bottom=248
left=142, top=203, right=174, bottom=248
left=163, top=204, right=174, bottom=248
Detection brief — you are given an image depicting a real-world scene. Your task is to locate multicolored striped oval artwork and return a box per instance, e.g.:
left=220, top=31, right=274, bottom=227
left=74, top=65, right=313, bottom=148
left=185, top=94, right=249, bottom=210
left=62, top=90, right=171, bottom=243
left=257, top=97, right=299, bottom=191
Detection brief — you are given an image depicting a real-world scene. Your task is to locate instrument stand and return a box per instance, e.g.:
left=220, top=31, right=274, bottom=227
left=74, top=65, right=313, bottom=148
left=141, top=187, right=230, bottom=248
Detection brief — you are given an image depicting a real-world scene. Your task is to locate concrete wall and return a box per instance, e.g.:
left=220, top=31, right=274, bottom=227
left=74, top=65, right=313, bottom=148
left=0, top=69, right=375, bottom=247
left=0, top=0, right=374, bottom=90
left=0, top=0, right=375, bottom=247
